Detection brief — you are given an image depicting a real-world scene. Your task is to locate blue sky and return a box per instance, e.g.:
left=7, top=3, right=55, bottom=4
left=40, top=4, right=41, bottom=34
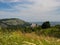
left=0, top=0, right=60, bottom=22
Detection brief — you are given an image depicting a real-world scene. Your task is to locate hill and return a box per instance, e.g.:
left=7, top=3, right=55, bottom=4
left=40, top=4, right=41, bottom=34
left=0, top=18, right=31, bottom=28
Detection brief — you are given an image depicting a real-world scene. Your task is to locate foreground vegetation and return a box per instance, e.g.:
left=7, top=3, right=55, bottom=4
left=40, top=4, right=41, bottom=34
left=0, top=19, right=60, bottom=45
left=0, top=28, right=60, bottom=45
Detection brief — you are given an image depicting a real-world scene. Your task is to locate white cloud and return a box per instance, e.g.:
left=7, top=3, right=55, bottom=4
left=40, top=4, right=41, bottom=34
left=0, top=0, right=60, bottom=21
left=0, top=0, right=32, bottom=2
left=14, top=0, right=60, bottom=14
left=28, top=0, right=60, bottom=12
left=0, top=0, right=21, bottom=2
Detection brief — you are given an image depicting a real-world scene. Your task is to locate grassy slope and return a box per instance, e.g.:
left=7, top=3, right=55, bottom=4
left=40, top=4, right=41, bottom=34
left=0, top=30, right=60, bottom=45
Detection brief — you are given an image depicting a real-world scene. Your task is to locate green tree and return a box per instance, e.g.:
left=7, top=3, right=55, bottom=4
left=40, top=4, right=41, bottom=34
left=41, top=21, right=51, bottom=29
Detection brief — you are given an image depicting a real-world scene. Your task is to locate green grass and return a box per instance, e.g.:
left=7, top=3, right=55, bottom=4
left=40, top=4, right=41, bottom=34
left=0, top=30, right=60, bottom=45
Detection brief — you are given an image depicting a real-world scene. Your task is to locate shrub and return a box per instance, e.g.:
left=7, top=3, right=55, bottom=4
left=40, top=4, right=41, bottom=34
left=55, top=25, right=60, bottom=29
left=41, top=21, right=51, bottom=29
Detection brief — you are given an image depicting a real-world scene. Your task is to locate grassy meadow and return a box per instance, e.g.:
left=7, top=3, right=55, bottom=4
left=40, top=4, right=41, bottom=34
left=0, top=29, right=60, bottom=45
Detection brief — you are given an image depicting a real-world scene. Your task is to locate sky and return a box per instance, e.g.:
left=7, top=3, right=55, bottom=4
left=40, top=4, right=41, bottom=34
left=0, top=0, right=60, bottom=22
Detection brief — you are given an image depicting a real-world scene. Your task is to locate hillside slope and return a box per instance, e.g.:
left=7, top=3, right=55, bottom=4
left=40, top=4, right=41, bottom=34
left=0, top=18, right=30, bottom=28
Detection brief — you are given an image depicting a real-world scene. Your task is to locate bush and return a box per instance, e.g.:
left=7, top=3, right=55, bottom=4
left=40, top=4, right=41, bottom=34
left=40, top=28, right=60, bottom=38
left=55, top=25, right=60, bottom=29
left=41, top=21, right=51, bottom=29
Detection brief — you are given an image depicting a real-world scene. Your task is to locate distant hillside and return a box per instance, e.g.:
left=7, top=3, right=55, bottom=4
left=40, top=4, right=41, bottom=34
left=30, top=22, right=60, bottom=26
left=0, top=18, right=31, bottom=28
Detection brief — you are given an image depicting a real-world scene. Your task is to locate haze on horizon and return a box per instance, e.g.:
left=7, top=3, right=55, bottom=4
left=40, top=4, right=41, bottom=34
left=0, top=0, right=60, bottom=22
